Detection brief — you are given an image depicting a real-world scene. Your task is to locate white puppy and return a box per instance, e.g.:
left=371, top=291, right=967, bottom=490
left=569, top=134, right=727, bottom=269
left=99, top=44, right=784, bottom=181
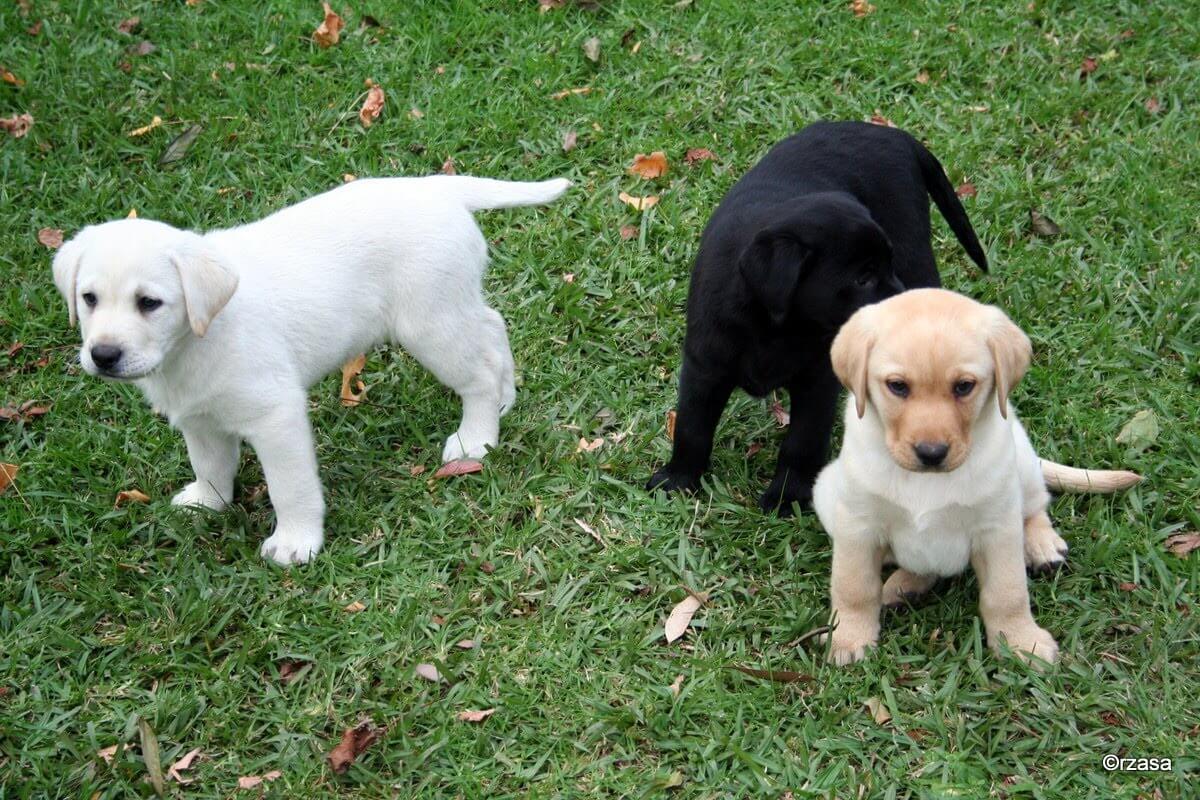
left=52, top=175, right=570, bottom=565
left=813, top=289, right=1140, bottom=666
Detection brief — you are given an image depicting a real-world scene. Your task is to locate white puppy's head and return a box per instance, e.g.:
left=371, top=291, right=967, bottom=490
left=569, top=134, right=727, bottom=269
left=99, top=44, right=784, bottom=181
left=52, top=219, right=238, bottom=380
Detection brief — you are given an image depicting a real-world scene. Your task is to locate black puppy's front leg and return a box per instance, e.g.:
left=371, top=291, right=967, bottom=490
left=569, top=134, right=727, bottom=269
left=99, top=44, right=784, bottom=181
left=647, top=358, right=735, bottom=494
left=760, top=373, right=839, bottom=516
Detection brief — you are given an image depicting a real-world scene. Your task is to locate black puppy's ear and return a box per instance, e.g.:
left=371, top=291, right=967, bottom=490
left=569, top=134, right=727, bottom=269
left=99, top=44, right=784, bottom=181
left=738, top=231, right=809, bottom=326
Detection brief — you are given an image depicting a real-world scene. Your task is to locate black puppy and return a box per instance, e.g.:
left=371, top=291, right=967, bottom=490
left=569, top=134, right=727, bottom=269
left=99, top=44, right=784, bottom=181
left=648, top=120, right=988, bottom=514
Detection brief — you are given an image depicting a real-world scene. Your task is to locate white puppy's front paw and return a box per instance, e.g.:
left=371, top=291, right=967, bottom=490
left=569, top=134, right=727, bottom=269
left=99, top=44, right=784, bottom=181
left=1025, top=524, right=1069, bottom=572
left=994, top=625, right=1059, bottom=667
left=441, top=432, right=493, bottom=462
left=171, top=481, right=228, bottom=511
left=260, top=526, right=324, bottom=566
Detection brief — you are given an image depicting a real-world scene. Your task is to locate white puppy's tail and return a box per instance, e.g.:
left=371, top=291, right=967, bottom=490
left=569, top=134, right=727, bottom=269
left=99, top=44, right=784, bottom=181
left=1040, top=459, right=1142, bottom=493
left=439, top=175, right=572, bottom=211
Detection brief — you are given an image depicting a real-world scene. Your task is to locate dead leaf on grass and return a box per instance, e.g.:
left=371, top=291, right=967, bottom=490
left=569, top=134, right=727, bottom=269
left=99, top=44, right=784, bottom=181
left=237, top=771, right=282, bottom=789
left=277, top=659, right=311, bottom=684
left=1165, top=532, right=1200, bottom=558
left=128, top=116, right=163, bottom=137
left=618, top=191, right=658, bottom=211
left=915, top=70, right=930, bottom=84
left=582, top=36, right=601, bottom=62
left=1080, top=56, right=1098, bottom=78
left=359, top=84, right=385, bottom=127
left=414, top=663, right=442, bottom=682
left=1029, top=210, right=1061, bottom=238
left=868, top=112, right=895, bottom=127
left=730, top=665, right=814, bottom=684
left=339, top=353, right=367, bottom=406
left=158, top=124, right=203, bottom=167
left=561, top=272, right=575, bottom=282
left=313, top=3, right=344, bottom=47
left=684, top=147, right=716, bottom=165
left=575, top=517, right=604, bottom=545
left=129, top=41, right=156, bottom=57
left=116, top=16, right=140, bottom=34
left=562, top=130, right=578, bottom=152
left=37, top=228, right=63, bottom=249
left=456, top=708, right=496, bottom=723
left=409, top=464, right=426, bottom=477
left=455, top=639, right=476, bottom=650
left=0, top=464, right=17, bottom=495
left=343, top=600, right=366, bottom=613
left=115, top=489, right=150, bottom=507
left=864, top=697, right=892, bottom=725
left=550, top=86, right=592, bottom=100
left=850, top=0, right=875, bottom=16
left=138, top=717, right=166, bottom=796
left=97, top=744, right=120, bottom=764
left=669, top=674, right=685, bottom=696
left=167, top=747, right=201, bottom=784
left=1145, top=96, right=1161, bottom=114
left=619, top=224, right=638, bottom=240
left=327, top=721, right=383, bottom=773
left=440, top=156, right=456, bottom=175
left=629, top=151, right=668, bottom=179
left=576, top=436, right=603, bottom=453
left=956, top=182, right=977, bottom=198
left=1, top=67, right=24, bottom=86
left=1118, top=582, right=1137, bottom=592
left=1, top=113, right=34, bottom=138
left=665, top=409, right=677, bottom=441
left=433, top=459, right=483, bottom=478
left=770, top=399, right=790, bottom=427
left=664, top=589, right=706, bottom=644
left=1115, top=409, right=1158, bottom=453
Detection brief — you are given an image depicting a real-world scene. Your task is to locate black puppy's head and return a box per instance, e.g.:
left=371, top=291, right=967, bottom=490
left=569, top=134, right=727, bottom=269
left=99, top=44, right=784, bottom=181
left=738, top=193, right=902, bottom=330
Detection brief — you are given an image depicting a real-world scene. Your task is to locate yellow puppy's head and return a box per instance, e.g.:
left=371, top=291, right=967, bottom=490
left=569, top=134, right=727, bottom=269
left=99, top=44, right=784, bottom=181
left=830, top=288, right=1031, bottom=472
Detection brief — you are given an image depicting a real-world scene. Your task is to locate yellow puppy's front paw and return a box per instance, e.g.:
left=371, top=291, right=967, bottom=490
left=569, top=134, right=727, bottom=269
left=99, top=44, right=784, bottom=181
left=826, top=633, right=876, bottom=665
left=995, top=625, right=1059, bottom=667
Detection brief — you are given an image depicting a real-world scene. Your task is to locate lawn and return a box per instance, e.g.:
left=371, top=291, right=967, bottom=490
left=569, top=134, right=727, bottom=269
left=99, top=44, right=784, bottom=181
left=2, top=0, right=1198, bottom=797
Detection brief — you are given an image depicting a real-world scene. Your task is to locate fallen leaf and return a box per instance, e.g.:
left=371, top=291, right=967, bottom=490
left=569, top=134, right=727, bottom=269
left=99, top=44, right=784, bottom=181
left=26, top=20, right=42, bottom=35
left=1165, top=532, right=1200, bottom=558
left=6, top=342, right=22, bottom=358
left=1080, top=56, right=1098, bottom=78
left=138, top=717, right=166, bottom=796
left=1029, top=209, right=1061, bottom=237
left=37, top=228, right=63, bottom=249
left=684, top=147, right=716, bottom=165
left=433, top=459, right=483, bottom=478
left=277, top=659, right=310, bottom=684
left=128, top=116, right=163, bottom=137
left=1145, top=96, right=1161, bottom=114
left=237, top=771, right=282, bottom=790
left=770, top=400, right=790, bottom=427
left=550, top=86, right=592, bottom=100
left=665, top=409, right=676, bottom=441
left=130, top=40, right=156, bottom=56
left=864, top=697, right=892, bottom=725
left=339, top=353, right=367, bottom=406
left=618, top=191, right=659, bottom=211
left=1118, top=28, right=1135, bottom=41
left=582, top=36, right=601, bottom=62
left=115, top=489, right=151, bottom=507
left=97, top=744, right=119, bottom=764
left=576, top=436, right=604, bottom=453
left=327, top=721, right=383, bottom=774
left=915, top=69, right=930, bottom=84
left=116, top=16, right=140, bottom=34
left=409, top=464, right=426, bottom=477
left=167, top=747, right=201, bottom=784
left=441, top=157, right=456, bottom=175
left=745, top=442, right=763, bottom=458
left=619, top=224, right=638, bottom=240
left=1115, top=409, right=1158, bottom=453
left=850, top=0, right=875, bottom=16
left=408, top=107, right=424, bottom=120
left=0, top=463, right=19, bottom=496
left=431, top=614, right=445, bottom=626
left=575, top=517, right=604, bottom=545
left=343, top=600, right=366, bottom=613
left=1118, top=582, right=1137, bottom=592
left=455, top=639, right=476, bottom=650
left=1, top=113, right=34, bottom=138
left=562, top=130, right=578, bottom=152
left=561, top=272, right=575, bottom=283
left=456, top=708, right=496, bottom=723
left=669, top=674, right=685, bottom=696
left=538, top=0, right=564, bottom=10
left=956, top=182, right=977, bottom=198
left=479, top=560, right=495, bottom=574
left=628, top=151, right=668, bottom=179
left=414, top=663, right=442, bottom=682
left=313, top=2, right=344, bottom=47
left=359, top=84, right=385, bottom=127
left=664, top=589, right=706, bottom=644
left=730, top=665, right=814, bottom=684
left=158, top=124, right=203, bottom=167
left=869, top=113, right=895, bottom=127
left=1, top=67, right=24, bottom=86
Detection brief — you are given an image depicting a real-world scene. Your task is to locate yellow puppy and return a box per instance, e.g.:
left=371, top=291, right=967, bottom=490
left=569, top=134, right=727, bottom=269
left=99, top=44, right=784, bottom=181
left=813, top=289, right=1140, bottom=666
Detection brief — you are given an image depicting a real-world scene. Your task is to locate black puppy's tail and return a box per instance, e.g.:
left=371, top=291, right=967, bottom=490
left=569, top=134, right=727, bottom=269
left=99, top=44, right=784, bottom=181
left=915, top=144, right=989, bottom=272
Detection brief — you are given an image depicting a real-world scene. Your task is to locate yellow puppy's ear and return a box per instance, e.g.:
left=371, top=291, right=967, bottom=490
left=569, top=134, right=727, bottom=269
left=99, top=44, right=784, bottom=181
left=987, top=307, right=1032, bottom=419
left=169, top=243, right=239, bottom=337
left=830, top=305, right=876, bottom=418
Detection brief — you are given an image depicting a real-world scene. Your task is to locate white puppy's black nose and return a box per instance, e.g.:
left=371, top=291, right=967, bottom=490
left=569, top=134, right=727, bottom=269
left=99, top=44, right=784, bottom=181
left=914, top=441, right=949, bottom=467
left=91, top=344, right=123, bottom=370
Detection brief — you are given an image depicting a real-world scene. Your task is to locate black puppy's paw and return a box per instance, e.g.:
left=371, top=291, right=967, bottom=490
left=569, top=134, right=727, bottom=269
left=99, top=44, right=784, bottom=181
left=759, top=476, right=813, bottom=516
left=646, top=466, right=702, bottom=494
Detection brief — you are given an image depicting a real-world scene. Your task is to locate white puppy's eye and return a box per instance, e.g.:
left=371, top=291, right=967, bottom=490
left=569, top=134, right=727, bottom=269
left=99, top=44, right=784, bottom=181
left=137, top=296, right=163, bottom=313
left=82, top=292, right=98, bottom=308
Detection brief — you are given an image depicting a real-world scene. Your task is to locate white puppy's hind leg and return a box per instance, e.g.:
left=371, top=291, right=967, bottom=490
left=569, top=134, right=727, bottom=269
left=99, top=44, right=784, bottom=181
left=172, top=426, right=240, bottom=511
left=246, top=403, right=326, bottom=566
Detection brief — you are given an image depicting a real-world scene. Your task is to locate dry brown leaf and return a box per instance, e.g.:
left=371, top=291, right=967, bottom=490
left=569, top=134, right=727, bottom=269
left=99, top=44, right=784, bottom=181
left=869, top=113, right=895, bottom=127
left=1118, top=582, right=1137, bottom=592
left=339, top=353, right=367, bottom=406
left=433, top=458, right=483, bottom=478
left=550, top=86, right=592, bottom=100
left=576, top=436, right=604, bottom=453
left=1, top=113, right=34, bottom=138
left=745, top=442, right=763, bottom=458
left=730, top=665, right=814, bottom=684
left=479, top=560, right=495, bottom=574
left=97, top=744, right=119, bottom=763
left=456, top=708, right=496, bottom=723
left=129, top=40, right=156, bottom=56
left=1165, top=532, right=1200, bottom=558
left=343, top=600, right=366, bottom=613
left=664, top=590, right=706, bottom=644
left=167, top=747, right=201, bottom=784
left=850, top=0, right=875, bottom=16
left=1080, top=56, right=1098, bottom=78
left=114, top=489, right=150, bottom=507
left=619, top=224, right=638, bottom=240
left=628, top=151, right=668, bottom=179
left=562, top=130, right=578, bottom=152
left=561, top=272, right=575, bottom=283
left=441, top=157, right=457, bottom=175
left=116, top=16, right=140, bottom=34
left=669, top=674, right=685, bottom=696
left=128, top=116, right=163, bottom=137
left=342, top=173, right=357, bottom=183
left=1029, top=209, right=1061, bottom=238
left=408, top=107, right=424, bottom=120
left=26, top=20, right=42, bottom=35
left=618, top=191, right=659, bottom=211
left=665, top=409, right=677, bottom=441
left=864, top=697, right=892, bottom=725
left=314, top=3, right=344, bottom=48
left=237, top=771, right=282, bottom=789
left=956, top=182, right=977, bottom=198
left=582, top=36, right=601, bottom=62
left=37, top=228, right=63, bottom=249
left=575, top=517, right=603, bottom=545
left=455, top=639, right=476, bottom=649
left=414, top=662, right=442, bottom=682
left=327, top=721, right=383, bottom=773
left=409, top=464, right=426, bottom=477
left=431, top=614, right=445, bottom=626
left=1, top=68, right=24, bottom=86
left=538, top=0, right=565, bottom=10
left=770, top=399, right=790, bottom=427
left=684, top=147, right=716, bottom=165
left=277, top=659, right=310, bottom=684
left=1145, top=96, right=1161, bottom=114
left=359, top=84, right=385, bottom=127
left=915, top=70, right=930, bottom=84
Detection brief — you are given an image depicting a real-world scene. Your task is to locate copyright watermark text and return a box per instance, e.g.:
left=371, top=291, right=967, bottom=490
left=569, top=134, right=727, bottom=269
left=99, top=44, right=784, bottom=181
left=1102, top=754, right=1173, bottom=772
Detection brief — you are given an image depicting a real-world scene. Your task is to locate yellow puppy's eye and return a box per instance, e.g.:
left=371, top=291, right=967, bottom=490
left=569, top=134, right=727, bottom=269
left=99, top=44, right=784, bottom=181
left=886, top=379, right=909, bottom=398
left=953, top=379, right=976, bottom=397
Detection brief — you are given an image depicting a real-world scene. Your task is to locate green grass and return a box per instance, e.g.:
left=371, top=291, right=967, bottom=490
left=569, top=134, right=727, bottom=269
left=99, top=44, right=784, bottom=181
left=2, top=0, right=1198, bottom=797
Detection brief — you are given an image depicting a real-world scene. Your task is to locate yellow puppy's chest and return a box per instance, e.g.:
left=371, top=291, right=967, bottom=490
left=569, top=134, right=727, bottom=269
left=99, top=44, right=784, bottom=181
left=883, top=505, right=980, bottom=578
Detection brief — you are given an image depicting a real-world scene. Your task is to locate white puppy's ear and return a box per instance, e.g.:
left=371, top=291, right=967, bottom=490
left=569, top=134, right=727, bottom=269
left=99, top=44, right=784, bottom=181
left=830, top=305, right=877, bottom=418
left=987, top=308, right=1032, bottom=419
left=51, top=231, right=89, bottom=327
left=169, top=244, right=239, bottom=337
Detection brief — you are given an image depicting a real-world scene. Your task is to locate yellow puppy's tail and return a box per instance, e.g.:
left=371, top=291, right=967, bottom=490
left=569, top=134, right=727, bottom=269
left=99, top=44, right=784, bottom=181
left=1040, top=459, right=1142, bottom=493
